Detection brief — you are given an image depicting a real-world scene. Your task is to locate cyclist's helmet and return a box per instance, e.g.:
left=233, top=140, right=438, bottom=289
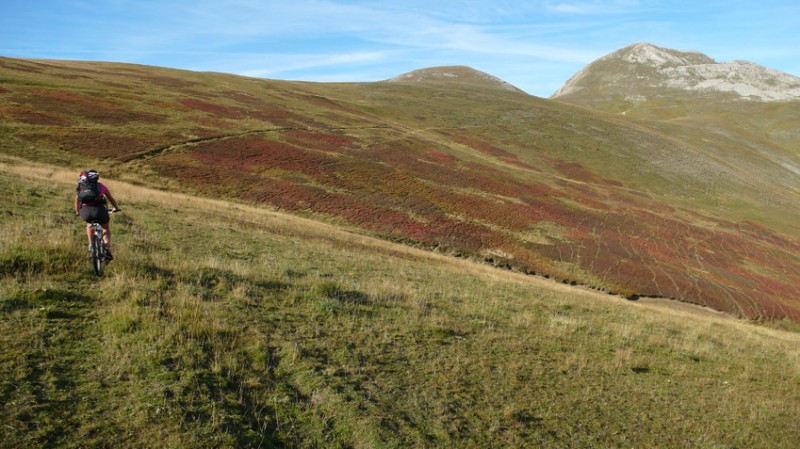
left=84, top=170, right=100, bottom=182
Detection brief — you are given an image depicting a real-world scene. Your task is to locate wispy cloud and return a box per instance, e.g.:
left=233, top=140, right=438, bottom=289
left=544, top=0, right=641, bottom=15
left=89, top=0, right=602, bottom=89
left=96, top=1, right=598, bottom=63
left=387, top=22, right=600, bottom=62
left=236, top=51, right=389, bottom=79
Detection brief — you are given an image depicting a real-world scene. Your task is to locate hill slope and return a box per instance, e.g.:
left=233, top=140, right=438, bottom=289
left=1, top=55, right=799, bottom=321
left=2, top=157, right=799, bottom=448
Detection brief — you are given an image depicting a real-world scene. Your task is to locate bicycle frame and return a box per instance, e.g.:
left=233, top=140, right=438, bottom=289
left=87, top=210, right=115, bottom=276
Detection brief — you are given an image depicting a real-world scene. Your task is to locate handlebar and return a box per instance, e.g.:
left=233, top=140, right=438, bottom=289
left=75, top=208, right=121, bottom=217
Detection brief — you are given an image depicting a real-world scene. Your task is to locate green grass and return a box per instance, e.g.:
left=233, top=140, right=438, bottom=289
left=2, top=159, right=800, bottom=448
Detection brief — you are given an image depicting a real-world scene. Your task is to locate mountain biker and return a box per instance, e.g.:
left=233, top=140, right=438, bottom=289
left=74, top=169, right=120, bottom=260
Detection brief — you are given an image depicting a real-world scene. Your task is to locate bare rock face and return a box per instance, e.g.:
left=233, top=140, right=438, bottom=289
left=552, top=42, right=800, bottom=102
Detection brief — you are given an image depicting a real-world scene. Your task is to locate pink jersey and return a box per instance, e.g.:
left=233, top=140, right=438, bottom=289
left=97, top=182, right=109, bottom=199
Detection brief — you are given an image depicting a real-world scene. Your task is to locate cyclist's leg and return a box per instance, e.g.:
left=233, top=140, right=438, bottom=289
left=80, top=206, right=96, bottom=247
left=85, top=223, right=93, bottom=247
left=100, top=222, right=113, bottom=260
left=96, top=207, right=111, bottom=248
left=101, top=222, right=111, bottom=248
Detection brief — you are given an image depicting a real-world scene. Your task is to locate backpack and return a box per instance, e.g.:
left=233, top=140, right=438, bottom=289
left=77, top=180, right=101, bottom=205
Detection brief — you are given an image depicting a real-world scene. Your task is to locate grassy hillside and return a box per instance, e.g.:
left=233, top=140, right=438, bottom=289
left=3, top=156, right=800, bottom=448
left=548, top=44, right=800, bottom=231
left=1, top=56, right=799, bottom=323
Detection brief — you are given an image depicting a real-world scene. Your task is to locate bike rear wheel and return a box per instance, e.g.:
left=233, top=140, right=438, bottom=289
left=90, top=229, right=104, bottom=276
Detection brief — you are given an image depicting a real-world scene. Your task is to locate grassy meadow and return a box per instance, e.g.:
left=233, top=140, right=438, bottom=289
left=2, top=156, right=800, bottom=448
left=3, top=57, right=800, bottom=322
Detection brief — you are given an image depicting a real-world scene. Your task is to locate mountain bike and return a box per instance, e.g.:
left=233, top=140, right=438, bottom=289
left=88, top=210, right=116, bottom=276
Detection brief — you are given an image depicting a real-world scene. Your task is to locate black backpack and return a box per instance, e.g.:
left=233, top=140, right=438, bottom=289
left=77, top=180, right=101, bottom=205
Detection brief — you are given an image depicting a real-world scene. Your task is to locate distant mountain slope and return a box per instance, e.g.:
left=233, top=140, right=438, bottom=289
left=1, top=55, right=799, bottom=321
left=552, top=42, right=800, bottom=102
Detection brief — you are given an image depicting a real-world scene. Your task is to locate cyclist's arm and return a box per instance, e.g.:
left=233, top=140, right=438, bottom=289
left=105, top=190, right=120, bottom=211
left=74, top=194, right=80, bottom=215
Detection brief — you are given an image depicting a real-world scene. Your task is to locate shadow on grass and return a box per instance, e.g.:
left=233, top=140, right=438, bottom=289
left=1, top=287, right=94, bottom=312
left=0, top=247, right=83, bottom=278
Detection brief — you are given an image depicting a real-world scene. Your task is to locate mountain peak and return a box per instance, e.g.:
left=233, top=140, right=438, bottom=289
left=552, top=42, right=800, bottom=102
left=613, top=42, right=716, bottom=68
left=386, top=66, right=525, bottom=93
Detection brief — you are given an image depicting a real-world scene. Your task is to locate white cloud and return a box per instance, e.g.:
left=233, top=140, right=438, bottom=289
left=236, top=51, right=389, bottom=78
left=395, top=23, right=600, bottom=62
left=545, top=0, right=641, bottom=15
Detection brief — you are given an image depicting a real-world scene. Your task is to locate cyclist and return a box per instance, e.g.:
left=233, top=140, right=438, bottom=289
left=74, top=169, right=121, bottom=260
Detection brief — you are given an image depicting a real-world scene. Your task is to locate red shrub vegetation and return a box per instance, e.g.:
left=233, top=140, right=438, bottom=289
left=283, top=129, right=358, bottom=153
left=424, top=150, right=457, bottom=164
left=15, top=89, right=166, bottom=125
left=48, top=131, right=170, bottom=159
left=178, top=97, right=312, bottom=127
left=0, top=104, right=70, bottom=126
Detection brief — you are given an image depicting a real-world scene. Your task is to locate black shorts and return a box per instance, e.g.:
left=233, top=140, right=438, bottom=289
left=80, top=205, right=109, bottom=225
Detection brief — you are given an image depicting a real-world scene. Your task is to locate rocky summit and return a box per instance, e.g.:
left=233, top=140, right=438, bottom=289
left=552, top=42, right=800, bottom=102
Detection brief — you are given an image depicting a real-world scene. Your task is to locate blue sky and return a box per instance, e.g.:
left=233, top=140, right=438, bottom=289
left=1, top=0, right=798, bottom=97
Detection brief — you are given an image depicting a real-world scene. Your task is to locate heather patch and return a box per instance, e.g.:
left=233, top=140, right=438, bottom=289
left=16, top=88, right=166, bottom=125
left=0, top=104, right=70, bottom=126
